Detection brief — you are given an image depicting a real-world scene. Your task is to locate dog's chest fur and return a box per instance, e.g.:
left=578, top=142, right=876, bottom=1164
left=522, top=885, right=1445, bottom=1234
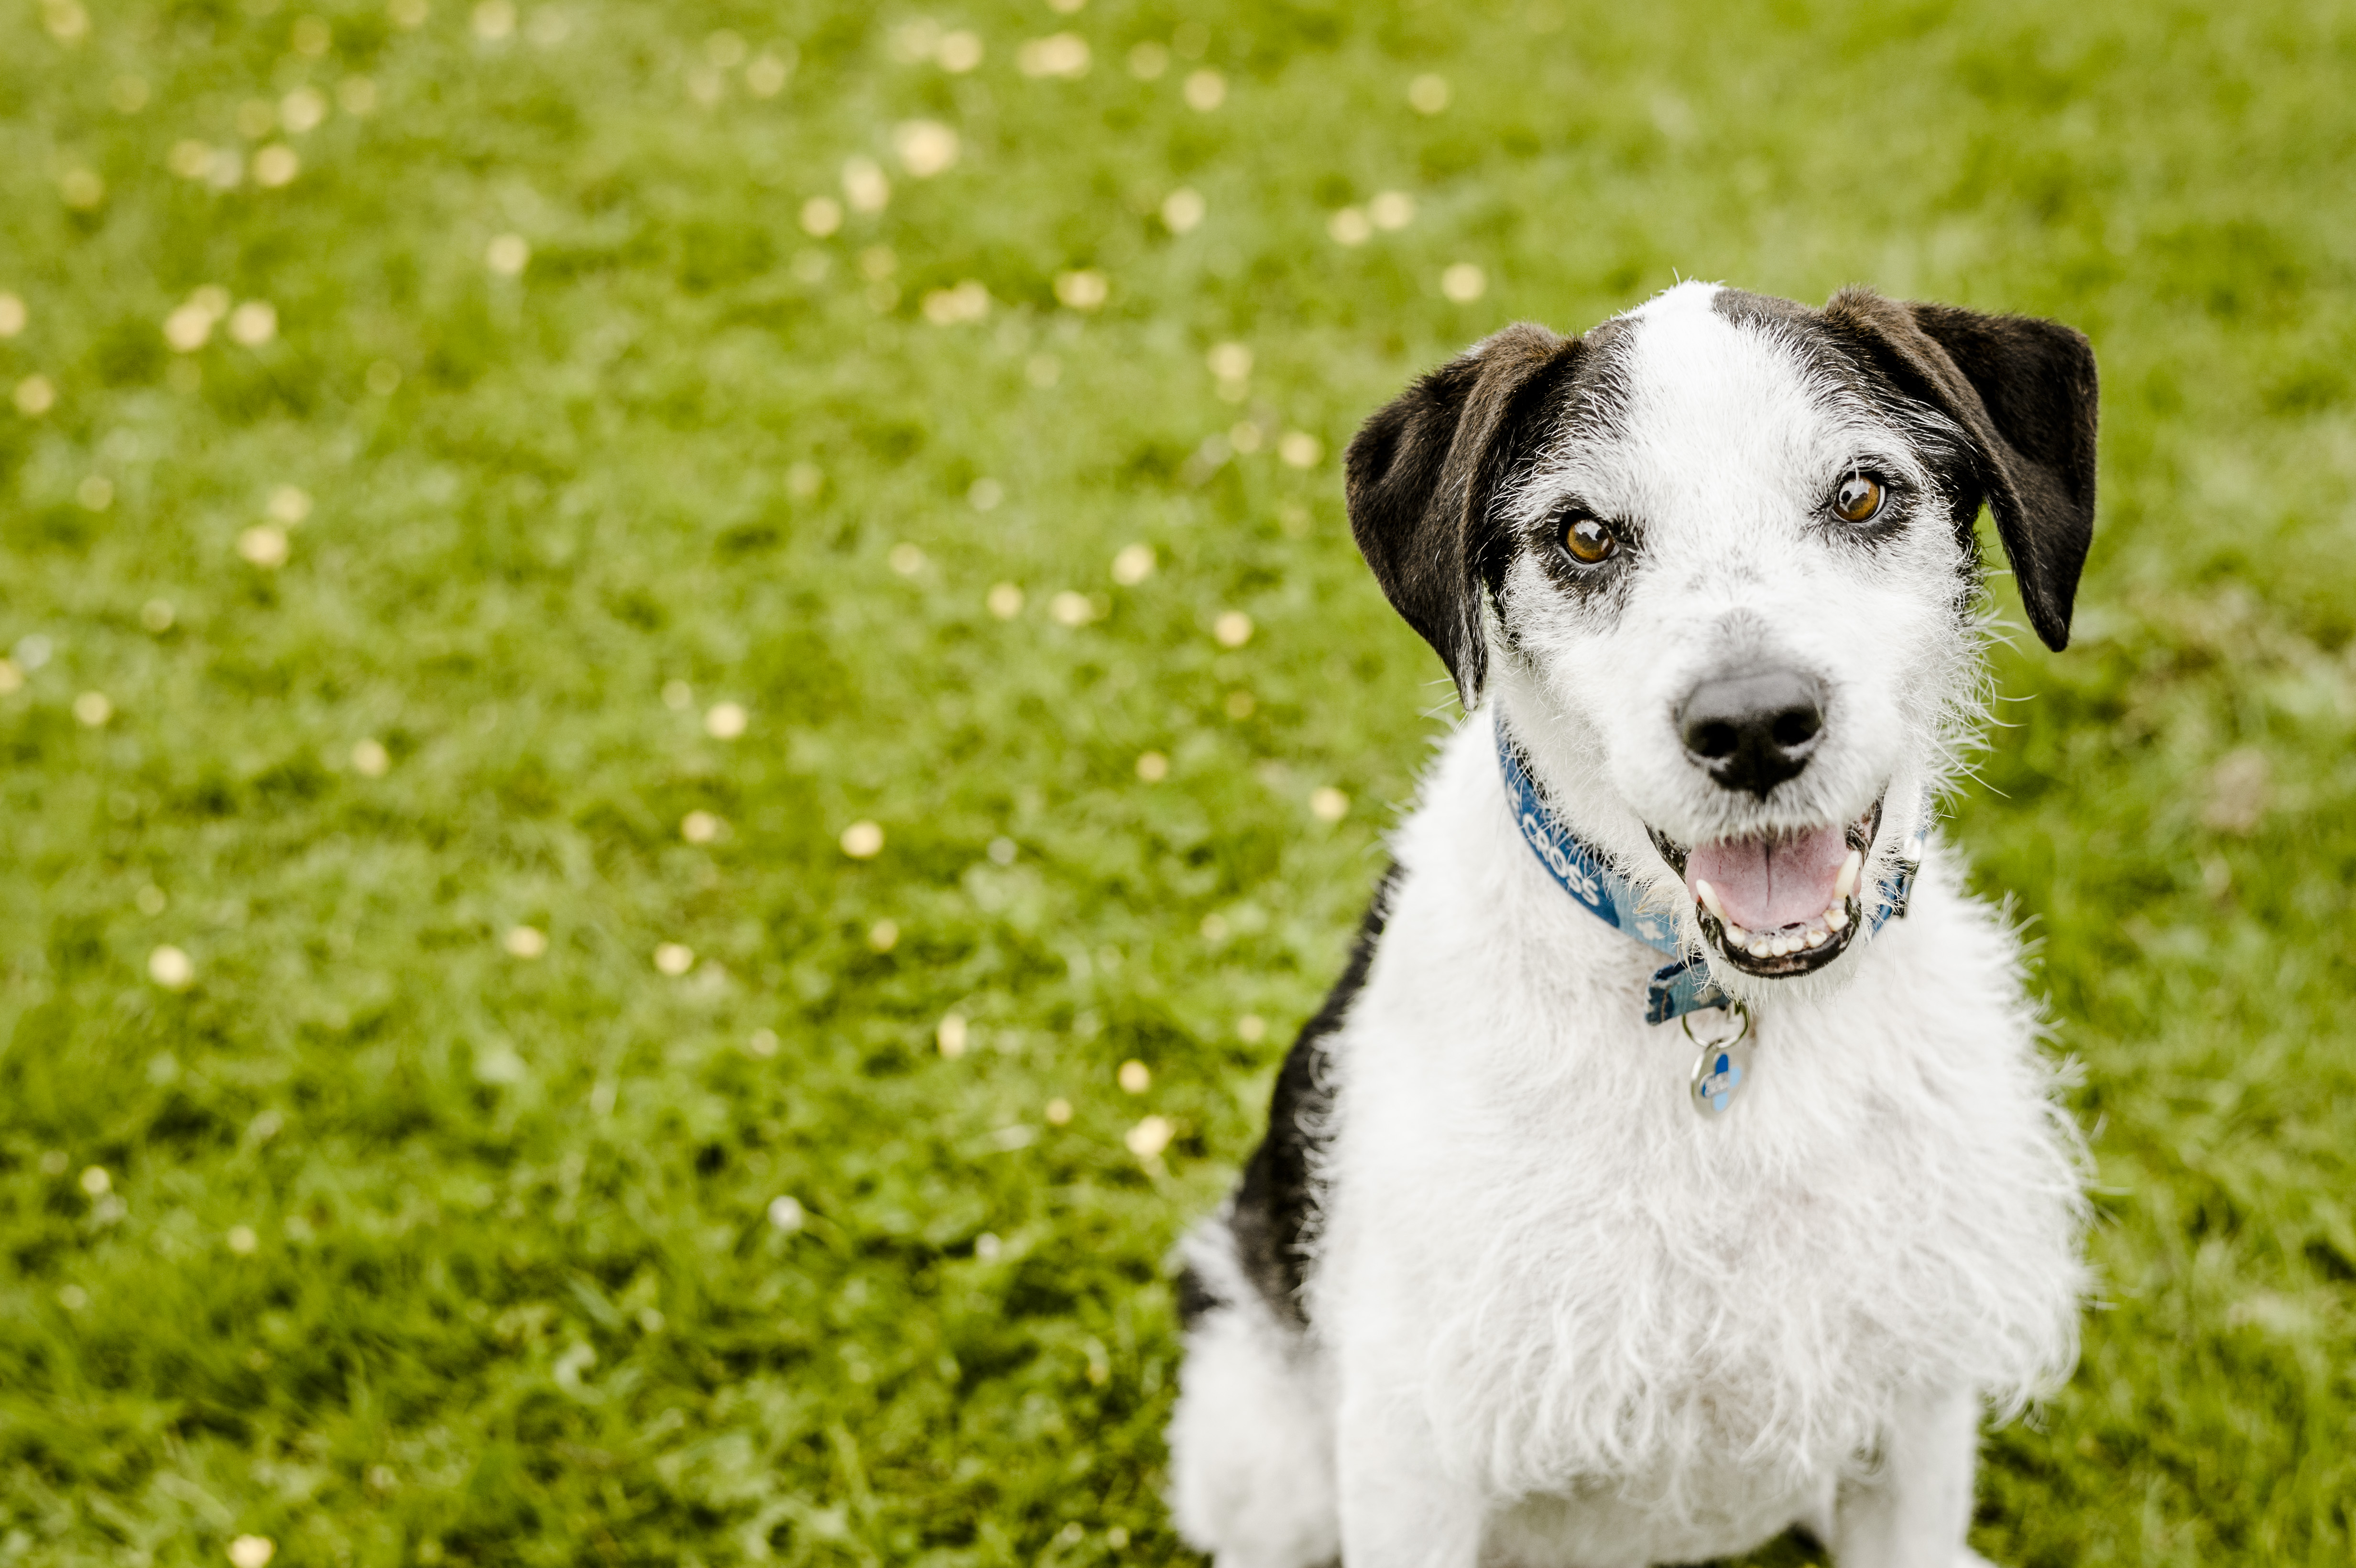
left=1309, top=718, right=2083, bottom=1553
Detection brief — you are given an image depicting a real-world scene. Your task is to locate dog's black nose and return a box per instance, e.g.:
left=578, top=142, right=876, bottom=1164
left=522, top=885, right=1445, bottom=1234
left=1677, top=669, right=1825, bottom=797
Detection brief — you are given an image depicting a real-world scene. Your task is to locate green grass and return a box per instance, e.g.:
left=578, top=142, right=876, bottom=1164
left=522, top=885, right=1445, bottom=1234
left=2, top=0, right=2353, bottom=1563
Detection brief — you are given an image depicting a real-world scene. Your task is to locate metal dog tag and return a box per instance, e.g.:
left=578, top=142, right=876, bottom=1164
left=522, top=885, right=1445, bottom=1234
left=1685, top=1004, right=1755, bottom=1117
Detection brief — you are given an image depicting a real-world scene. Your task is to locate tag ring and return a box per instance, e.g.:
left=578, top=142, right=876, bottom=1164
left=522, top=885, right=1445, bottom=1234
left=1681, top=1000, right=1751, bottom=1051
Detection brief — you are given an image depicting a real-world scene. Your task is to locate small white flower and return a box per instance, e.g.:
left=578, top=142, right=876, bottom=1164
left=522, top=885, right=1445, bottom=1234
left=839, top=820, right=884, bottom=858
left=1125, top=1115, right=1174, bottom=1159
left=281, top=86, right=327, bottom=133
left=1161, top=188, right=1205, bottom=234
left=935, top=31, right=982, bottom=72
left=164, top=304, right=213, bottom=352
left=267, top=485, right=311, bottom=524
left=746, top=50, right=793, bottom=95
left=1017, top=33, right=1091, bottom=78
left=252, top=145, right=299, bottom=187
left=1441, top=262, right=1488, bottom=303
left=799, top=196, right=842, bottom=237
left=238, top=525, right=290, bottom=568
left=892, top=120, right=960, bottom=178
left=1111, top=543, right=1155, bottom=585
left=228, top=301, right=277, bottom=345
left=1053, top=269, right=1108, bottom=311
left=841, top=157, right=890, bottom=213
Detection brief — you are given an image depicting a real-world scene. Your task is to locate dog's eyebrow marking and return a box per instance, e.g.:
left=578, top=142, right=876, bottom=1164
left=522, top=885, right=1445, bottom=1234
left=1494, top=323, right=1640, bottom=531
left=1711, top=287, right=1974, bottom=474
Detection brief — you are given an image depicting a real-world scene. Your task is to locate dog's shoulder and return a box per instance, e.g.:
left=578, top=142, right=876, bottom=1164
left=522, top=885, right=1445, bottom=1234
left=1204, top=862, right=1404, bottom=1332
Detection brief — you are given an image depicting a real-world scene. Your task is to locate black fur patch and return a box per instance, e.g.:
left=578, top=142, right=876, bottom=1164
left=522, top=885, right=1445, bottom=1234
left=1224, top=863, right=1404, bottom=1331
left=1174, top=1263, right=1225, bottom=1329
left=1345, top=328, right=1584, bottom=704
left=1713, top=285, right=2100, bottom=651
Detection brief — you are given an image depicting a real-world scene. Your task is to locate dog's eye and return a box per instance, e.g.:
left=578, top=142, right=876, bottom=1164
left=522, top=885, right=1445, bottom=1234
left=1832, top=474, right=1886, bottom=524
left=1562, top=515, right=1617, bottom=565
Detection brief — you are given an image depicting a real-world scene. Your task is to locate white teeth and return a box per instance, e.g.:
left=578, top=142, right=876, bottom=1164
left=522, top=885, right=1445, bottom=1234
left=1694, top=879, right=1727, bottom=923
left=1750, top=935, right=1776, bottom=957
left=1804, top=927, right=1827, bottom=947
left=1825, top=903, right=1849, bottom=930
left=1834, top=849, right=1863, bottom=901
left=1725, top=923, right=1751, bottom=947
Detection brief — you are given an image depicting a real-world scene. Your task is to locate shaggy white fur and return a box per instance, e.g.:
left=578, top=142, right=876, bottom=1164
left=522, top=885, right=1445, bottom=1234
left=1167, top=283, right=2091, bottom=1568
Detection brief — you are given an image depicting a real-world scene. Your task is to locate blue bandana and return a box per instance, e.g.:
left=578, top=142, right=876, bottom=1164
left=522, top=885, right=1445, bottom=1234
left=1495, top=723, right=1921, bottom=1024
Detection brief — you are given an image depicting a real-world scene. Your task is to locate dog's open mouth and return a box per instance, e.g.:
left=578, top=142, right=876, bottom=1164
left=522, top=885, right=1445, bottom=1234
left=1649, top=800, right=1882, bottom=978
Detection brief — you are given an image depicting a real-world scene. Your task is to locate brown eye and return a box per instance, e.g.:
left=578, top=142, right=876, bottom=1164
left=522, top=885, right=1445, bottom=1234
left=1563, top=515, right=1617, bottom=565
left=1833, top=474, right=1886, bottom=523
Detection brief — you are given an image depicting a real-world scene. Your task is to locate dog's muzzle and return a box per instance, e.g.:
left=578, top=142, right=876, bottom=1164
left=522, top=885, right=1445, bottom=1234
left=1648, top=798, right=1883, bottom=978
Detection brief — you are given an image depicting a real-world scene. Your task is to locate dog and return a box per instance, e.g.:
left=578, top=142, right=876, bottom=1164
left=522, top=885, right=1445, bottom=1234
left=1167, top=282, right=2096, bottom=1568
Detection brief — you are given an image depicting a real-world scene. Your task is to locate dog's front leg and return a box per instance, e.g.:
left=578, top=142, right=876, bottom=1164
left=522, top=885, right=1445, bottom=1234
left=1828, top=1388, right=1996, bottom=1568
left=1332, top=1389, right=1485, bottom=1568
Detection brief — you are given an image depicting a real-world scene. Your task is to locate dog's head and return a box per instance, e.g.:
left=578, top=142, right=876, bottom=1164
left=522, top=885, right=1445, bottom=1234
left=1347, top=283, right=2097, bottom=994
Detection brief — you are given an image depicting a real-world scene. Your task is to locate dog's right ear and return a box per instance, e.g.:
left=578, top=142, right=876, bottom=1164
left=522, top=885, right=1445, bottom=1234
left=1345, top=324, right=1580, bottom=706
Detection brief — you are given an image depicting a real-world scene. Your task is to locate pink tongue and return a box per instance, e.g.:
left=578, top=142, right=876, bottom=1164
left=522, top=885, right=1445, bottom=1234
left=1686, top=825, right=1848, bottom=931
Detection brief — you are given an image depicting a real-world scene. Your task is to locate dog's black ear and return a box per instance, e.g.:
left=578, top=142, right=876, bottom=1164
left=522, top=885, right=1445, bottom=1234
left=1823, top=288, right=2099, bottom=651
left=1345, top=324, right=1580, bottom=703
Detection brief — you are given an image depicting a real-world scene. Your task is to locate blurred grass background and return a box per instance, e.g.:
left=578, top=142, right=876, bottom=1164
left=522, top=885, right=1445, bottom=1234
left=2, top=0, right=2353, bottom=1564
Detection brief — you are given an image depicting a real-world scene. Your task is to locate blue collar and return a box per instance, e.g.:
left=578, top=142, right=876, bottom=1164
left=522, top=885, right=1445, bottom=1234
left=1495, top=721, right=1922, bottom=1024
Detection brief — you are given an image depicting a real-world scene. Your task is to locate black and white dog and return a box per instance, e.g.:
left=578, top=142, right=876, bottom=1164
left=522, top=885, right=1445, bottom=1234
left=1169, top=283, right=2096, bottom=1567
